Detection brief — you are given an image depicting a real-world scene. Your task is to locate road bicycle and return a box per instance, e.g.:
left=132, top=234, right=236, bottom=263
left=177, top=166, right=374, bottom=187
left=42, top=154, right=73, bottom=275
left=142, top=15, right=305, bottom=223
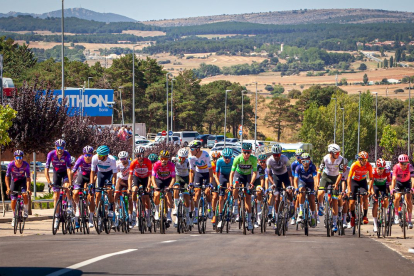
left=396, top=188, right=411, bottom=239
left=11, top=187, right=27, bottom=234
left=386, top=194, right=395, bottom=237
left=297, top=188, right=315, bottom=236
left=276, top=186, right=294, bottom=236
left=375, top=190, right=388, bottom=238
left=196, top=182, right=209, bottom=234
left=115, top=189, right=130, bottom=234
left=50, top=184, right=71, bottom=235
left=158, top=187, right=170, bottom=234
left=95, top=185, right=113, bottom=235
left=260, top=191, right=269, bottom=233
left=76, top=185, right=92, bottom=235
left=137, top=185, right=148, bottom=234
left=352, top=187, right=367, bottom=238
left=174, top=187, right=191, bottom=233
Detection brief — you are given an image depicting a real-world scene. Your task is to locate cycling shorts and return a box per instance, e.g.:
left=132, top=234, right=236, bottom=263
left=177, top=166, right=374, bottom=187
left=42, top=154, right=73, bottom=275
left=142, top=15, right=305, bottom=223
left=318, top=173, right=338, bottom=190
left=272, top=172, right=290, bottom=192
left=74, top=173, right=90, bottom=190
left=373, top=185, right=389, bottom=198
left=395, top=180, right=412, bottom=193
left=218, top=174, right=230, bottom=196
left=194, top=172, right=210, bottom=188
left=350, top=179, right=368, bottom=200
left=97, top=171, right=113, bottom=188
left=233, top=171, right=252, bottom=195
left=155, top=177, right=171, bottom=191
left=10, top=178, right=27, bottom=200
left=298, top=180, right=315, bottom=193
left=53, top=171, right=69, bottom=191
left=174, top=175, right=189, bottom=192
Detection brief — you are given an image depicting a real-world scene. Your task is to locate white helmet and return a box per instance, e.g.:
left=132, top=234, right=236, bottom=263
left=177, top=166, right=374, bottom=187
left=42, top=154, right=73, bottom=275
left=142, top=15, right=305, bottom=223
left=271, top=144, right=282, bottom=154
left=178, top=148, right=188, bottom=158
left=118, top=151, right=129, bottom=159
left=135, top=146, right=145, bottom=154
left=328, top=144, right=341, bottom=153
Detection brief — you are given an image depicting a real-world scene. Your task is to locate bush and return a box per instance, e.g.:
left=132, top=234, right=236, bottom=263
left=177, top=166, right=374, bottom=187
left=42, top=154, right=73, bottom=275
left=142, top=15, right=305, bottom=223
left=394, top=89, right=404, bottom=94
left=30, top=182, right=45, bottom=192
left=359, top=63, right=367, bottom=70
left=287, top=89, right=302, bottom=99
left=265, top=85, right=274, bottom=92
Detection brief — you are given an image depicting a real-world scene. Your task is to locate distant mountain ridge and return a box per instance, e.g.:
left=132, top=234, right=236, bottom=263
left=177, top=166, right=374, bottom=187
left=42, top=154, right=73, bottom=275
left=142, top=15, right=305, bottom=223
left=0, top=8, right=136, bottom=23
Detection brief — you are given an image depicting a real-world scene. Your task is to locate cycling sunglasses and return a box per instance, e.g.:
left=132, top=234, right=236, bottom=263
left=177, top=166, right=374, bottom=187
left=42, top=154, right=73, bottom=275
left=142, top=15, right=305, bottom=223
left=136, top=154, right=144, bottom=158
left=56, top=146, right=64, bottom=150
left=223, top=156, right=231, bottom=159
left=15, top=156, right=23, bottom=160
left=400, top=162, right=409, bottom=165
left=273, top=153, right=281, bottom=157
left=242, top=151, right=251, bottom=155
left=161, top=157, right=169, bottom=161
left=98, top=154, right=107, bottom=158
left=358, top=158, right=368, bottom=162
left=301, top=160, right=310, bottom=164
left=120, top=158, right=127, bottom=161
left=259, top=160, right=266, bottom=163
left=84, top=154, right=92, bottom=157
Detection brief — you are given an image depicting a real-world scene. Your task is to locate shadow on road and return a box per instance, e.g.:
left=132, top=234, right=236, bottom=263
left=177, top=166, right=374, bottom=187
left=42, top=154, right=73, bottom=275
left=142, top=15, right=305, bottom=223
left=0, top=267, right=82, bottom=276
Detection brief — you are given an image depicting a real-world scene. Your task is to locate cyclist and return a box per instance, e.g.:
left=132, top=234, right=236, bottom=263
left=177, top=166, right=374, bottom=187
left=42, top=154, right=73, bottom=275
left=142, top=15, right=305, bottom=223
left=71, top=146, right=94, bottom=228
left=45, top=139, right=72, bottom=229
left=291, top=149, right=303, bottom=225
left=129, top=147, right=153, bottom=228
left=172, top=148, right=192, bottom=228
left=148, top=153, right=159, bottom=164
left=316, top=143, right=344, bottom=231
left=347, top=151, right=373, bottom=227
left=370, top=158, right=391, bottom=232
left=266, top=144, right=293, bottom=225
left=114, top=151, right=131, bottom=228
left=152, top=150, right=175, bottom=223
left=293, top=153, right=317, bottom=228
left=341, top=158, right=351, bottom=228
left=5, top=150, right=31, bottom=227
left=91, top=145, right=117, bottom=220
left=210, top=151, right=221, bottom=228
left=188, top=140, right=214, bottom=223
left=390, top=154, right=414, bottom=228
left=215, top=148, right=234, bottom=229
left=253, top=154, right=267, bottom=228
left=229, top=143, right=258, bottom=230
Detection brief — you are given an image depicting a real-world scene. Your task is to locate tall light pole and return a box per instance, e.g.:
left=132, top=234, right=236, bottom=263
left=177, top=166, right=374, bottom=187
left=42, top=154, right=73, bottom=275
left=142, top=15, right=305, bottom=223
left=61, top=0, right=65, bottom=101
left=357, top=91, right=361, bottom=154
left=132, top=45, right=139, bottom=154
left=119, top=86, right=124, bottom=125
left=166, top=72, right=172, bottom=142
left=224, top=90, right=232, bottom=148
left=333, top=97, right=337, bottom=144
left=171, top=78, right=176, bottom=132
left=88, top=77, right=93, bottom=88
left=409, top=78, right=412, bottom=156
left=241, top=90, right=246, bottom=145
left=374, top=92, right=378, bottom=162
left=254, top=82, right=258, bottom=152
left=340, top=107, right=345, bottom=157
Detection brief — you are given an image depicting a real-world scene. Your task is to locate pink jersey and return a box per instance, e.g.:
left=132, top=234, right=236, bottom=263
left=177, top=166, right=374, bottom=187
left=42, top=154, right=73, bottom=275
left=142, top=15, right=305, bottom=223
left=152, top=161, right=176, bottom=180
left=393, top=163, right=414, bottom=182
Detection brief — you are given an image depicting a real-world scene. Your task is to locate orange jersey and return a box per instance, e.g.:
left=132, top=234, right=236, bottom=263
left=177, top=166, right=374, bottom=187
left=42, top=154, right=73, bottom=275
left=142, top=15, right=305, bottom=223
left=129, top=158, right=152, bottom=178
left=211, top=161, right=217, bottom=175
left=349, top=161, right=373, bottom=181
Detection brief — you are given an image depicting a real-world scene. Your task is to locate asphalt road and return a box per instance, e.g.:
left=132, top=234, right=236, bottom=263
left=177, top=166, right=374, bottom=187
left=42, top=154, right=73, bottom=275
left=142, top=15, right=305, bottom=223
left=1, top=217, right=414, bottom=276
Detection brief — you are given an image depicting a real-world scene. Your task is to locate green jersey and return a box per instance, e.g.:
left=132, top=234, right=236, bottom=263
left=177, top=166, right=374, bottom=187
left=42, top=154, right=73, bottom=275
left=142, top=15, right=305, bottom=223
left=231, top=154, right=258, bottom=175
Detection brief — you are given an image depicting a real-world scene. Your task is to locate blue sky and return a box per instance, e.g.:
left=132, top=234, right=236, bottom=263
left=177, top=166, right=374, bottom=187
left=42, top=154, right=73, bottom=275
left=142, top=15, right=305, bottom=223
left=3, top=0, right=414, bottom=21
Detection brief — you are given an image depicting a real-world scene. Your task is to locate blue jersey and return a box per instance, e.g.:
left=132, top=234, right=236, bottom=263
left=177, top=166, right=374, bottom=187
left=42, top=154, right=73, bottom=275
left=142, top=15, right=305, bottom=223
left=216, top=157, right=234, bottom=175
left=294, top=163, right=317, bottom=183
left=291, top=160, right=301, bottom=174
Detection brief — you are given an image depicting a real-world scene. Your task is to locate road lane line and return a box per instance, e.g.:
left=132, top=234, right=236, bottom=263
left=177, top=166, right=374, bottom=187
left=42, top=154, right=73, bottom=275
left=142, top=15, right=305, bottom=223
left=46, top=249, right=137, bottom=276
left=161, top=240, right=177, bottom=243
left=190, top=235, right=200, bottom=236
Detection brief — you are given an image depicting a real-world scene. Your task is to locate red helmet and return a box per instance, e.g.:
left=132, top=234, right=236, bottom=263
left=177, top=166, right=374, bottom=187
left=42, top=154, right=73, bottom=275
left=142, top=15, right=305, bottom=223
left=357, top=151, right=368, bottom=159
left=376, top=158, right=386, bottom=168
left=398, top=154, right=409, bottom=163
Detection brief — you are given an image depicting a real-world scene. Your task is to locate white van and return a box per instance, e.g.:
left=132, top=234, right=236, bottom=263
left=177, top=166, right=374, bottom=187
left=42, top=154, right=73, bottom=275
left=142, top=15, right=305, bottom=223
left=173, top=131, right=200, bottom=146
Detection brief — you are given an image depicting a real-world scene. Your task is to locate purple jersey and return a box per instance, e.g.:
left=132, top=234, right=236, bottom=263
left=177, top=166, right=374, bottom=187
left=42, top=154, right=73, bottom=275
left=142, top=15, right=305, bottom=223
left=72, top=155, right=92, bottom=176
left=46, top=150, right=71, bottom=172
left=6, top=161, right=30, bottom=181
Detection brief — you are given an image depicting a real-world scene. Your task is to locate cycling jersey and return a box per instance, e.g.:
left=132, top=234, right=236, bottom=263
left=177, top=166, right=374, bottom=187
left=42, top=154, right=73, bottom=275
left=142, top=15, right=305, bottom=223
left=232, top=154, right=258, bottom=175
left=211, top=161, right=217, bottom=174
left=291, top=160, right=301, bottom=174
left=267, top=154, right=290, bottom=175
left=6, top=161, right=30, bottom=182
left=372, top=168, right=391, bottom=186
left=152, top=160, right=175, bottom=180
left=294, top=163, right=317, bottom=183
left=393, top=163, right=414, bottom=182
left=174, top=159, right=189, bottom=177
left=216, top=157, right=234, bottom=175
left=72, top=156, right=92, bottom=176
left=189, top=151, right=212, bottom=173
left=318, top=154, right=344, bottom=176
left=349, top=161, right=373, bottom=181
left=46, top=150, right=71, bottom=172
left=129, top=158, right=152, bottom=178
left=255, top=164, right=267, bottom=180
left=91, top=154, right=117, bottom=173
left=341, top=167, right=350, bottom=181
left=116, top=160, right=131, bottom=181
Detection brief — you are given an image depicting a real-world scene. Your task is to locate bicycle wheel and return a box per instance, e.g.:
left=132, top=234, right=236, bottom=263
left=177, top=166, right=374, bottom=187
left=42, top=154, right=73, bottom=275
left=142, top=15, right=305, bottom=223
left=377, top=207, right=382, bottom=238
left=52, top=198, right=61, bottom=235
left=14, top=204, right=19, bottom=234
left=304, top=201, right=309, bottom=236
left=160, top=198, right=165, bottom=234
left=251, top=200, right=256, bottom=234
left=138, top=198, right=145, bottom=234
left=402, top=203, right=407, bottom=239
left=261, top=201, right=268, bottom=233
left=95, top=200, right=104, bottom=234
left=325, top=200, right=330, bottom=237
left=276, top=200, right=284, bottom=236
left=381, top=206, right=386, bottom=238
left=19, top=206, right=26, bottom=234
left=197, top=198, right=204, bottom=234
left=177, top=201, right=183, bottom=234
left=357, top=200, right=361, bottom=238
left=387, top=203, right=393, bottom=236
left=84, top=201, right=90, bottom=234
left=241, top=197, right=246, bottom=235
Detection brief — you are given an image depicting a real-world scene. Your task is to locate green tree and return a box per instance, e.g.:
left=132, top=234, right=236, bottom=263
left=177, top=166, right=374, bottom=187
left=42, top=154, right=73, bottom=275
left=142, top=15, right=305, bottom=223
left=363, top=74, right=369, bottom=85
left=379, top=125, right=398, bottom=160
left=358, top=63, right=367, bottom=70
left=272, top=85, right=285, bottom=94
left=264, top=96, right=293, bottom=141
left=0, top=105, right=16, bottom=146
left=390, top=56, right=394, bottom=68
left=287, top=89, right=301, bottom=99
left=384, top=58, right=389, bottom=68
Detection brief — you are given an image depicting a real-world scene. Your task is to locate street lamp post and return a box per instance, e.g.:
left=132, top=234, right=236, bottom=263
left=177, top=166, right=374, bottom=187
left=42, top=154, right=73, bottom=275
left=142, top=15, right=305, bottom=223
left=357, top=91, right=361, bottom=154
left=132, top=45, right=139, bottom=154
left=409, top=79, right=411, bottom=156
left=171, top=78, right=176, bottom=132
left=241, top=90, right=246, bottom=145
left=254, top=82, right=258, bottom=152
left=333, top=97, right=337, bottom=144
left=374, top=92, right=378, bottom=162
left=166, top=72, right=172, bottom=142
left=340, top=107, right=345, bottom=157
left=119, top=86, right=124, bottom=125
left=88, top=77, right=93, bottom=88
left=224, top=90, right=232, bottom=148
left=61, top=0, right=65, bottom=101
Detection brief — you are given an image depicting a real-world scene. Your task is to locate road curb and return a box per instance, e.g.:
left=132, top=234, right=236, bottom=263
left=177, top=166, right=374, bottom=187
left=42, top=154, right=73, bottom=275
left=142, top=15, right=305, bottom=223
left=0, top=215, right=53, bottom=223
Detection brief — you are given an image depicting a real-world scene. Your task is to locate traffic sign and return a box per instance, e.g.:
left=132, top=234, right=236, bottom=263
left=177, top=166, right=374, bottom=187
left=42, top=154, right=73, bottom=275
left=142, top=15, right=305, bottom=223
left=168, top=130, right=173, bottom=136
left=239, top=130, right=243, bottom=136
left=239, top=125, right=243, bottom=131
left=161, top=130, right=167, bottom=136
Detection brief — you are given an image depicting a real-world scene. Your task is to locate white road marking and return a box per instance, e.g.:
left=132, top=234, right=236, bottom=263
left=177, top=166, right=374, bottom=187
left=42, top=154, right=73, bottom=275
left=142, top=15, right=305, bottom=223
left=190, top=235, right=200, bottom=236
left=46, top=249, right=137, bottom=276
left=161, top=240, right=177, bottom=243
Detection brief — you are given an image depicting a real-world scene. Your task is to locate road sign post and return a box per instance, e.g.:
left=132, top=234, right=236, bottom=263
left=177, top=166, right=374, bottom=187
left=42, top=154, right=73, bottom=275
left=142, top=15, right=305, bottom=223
left=168, top=130, right=173, bottom=136
left=161, top=130, right=167, bottom=136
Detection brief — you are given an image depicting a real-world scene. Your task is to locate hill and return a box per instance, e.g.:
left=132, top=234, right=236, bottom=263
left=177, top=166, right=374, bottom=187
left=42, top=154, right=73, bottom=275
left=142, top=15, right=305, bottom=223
left=0, top=8, right=136, bottom=23
left=142, top=8, right=414, bottom=27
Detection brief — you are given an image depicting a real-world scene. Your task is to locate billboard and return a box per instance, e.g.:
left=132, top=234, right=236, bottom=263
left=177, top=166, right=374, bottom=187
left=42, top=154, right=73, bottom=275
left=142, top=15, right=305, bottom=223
left=52, top=89, right=114, bottom=117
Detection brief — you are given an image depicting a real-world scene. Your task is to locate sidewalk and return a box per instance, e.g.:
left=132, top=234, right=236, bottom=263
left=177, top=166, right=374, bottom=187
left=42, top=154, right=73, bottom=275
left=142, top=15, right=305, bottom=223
left=0, top=208, right=54, bottom=223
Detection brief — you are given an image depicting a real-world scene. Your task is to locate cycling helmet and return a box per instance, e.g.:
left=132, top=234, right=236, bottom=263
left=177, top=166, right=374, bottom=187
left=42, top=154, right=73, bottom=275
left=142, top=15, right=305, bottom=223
left=357, top=151, right=368, bottom=159
left=295, top=148, right=303, bottom=157
left=96, top=145, right=110, bottom=156
left=211, top=151, right=221, bottom=158
left=376, top=158, right=386, bottom=168
left=258, top=154, right=267, bottom=161
left=71, top=156, right=76, bottom=165
left=189, top=140, right=202, bottom=149
left=148, top=153, right=158, bottom=162
left=83, top=146, right=94, bottom=154
left=271, top=144, right=282, bottom=154
left=242, top=143, right=252, bottom=151
left=55, top=139, right=66, bottom=147
left=159, top=150, right=170, bottom=158
left=398, top=154, right=409, bottom=163
left=301, top=153, right=311, bottom=159
left=118, top=151, right=129, bottom=159
left=328, top=144, right=341, bottom=153
left=135, top=146, right=145, bottom=155
left=178, top=148, right=189, bottom=158
left=14, top=150, right=24, bottom=156
left=222, top=148, right=233, bottom=158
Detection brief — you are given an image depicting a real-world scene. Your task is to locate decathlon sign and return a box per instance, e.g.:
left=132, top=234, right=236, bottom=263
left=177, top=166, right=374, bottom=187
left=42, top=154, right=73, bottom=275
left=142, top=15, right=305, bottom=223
left=53, top=89, right=114, bottom=117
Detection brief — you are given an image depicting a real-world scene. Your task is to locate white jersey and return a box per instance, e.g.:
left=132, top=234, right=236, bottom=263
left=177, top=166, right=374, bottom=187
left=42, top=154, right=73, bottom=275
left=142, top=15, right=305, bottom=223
left=266, top=154, right=291, bottom=175
left=341, top=166, right=350, bottom=181
left=175, top=158, right=190, bottom=177
left=91, top=154, right=117, bottom=173
left=189, top=150, right=212, bottom=173
left=318, top=154, right=344, bottom=177
left=116, top=160, right=131, bottom=180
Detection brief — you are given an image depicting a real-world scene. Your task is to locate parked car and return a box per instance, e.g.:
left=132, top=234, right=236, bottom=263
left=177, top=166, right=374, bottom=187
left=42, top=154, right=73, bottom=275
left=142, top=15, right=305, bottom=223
left=195, top=134, right=211, bottom=148
left=242, top=140, right=265, bottom=152
left=135, top=139, right=152, bottom=147
left=173, top=131, right=200, bottom=146
left=226, top=138, right=239, bottom=143
left=30, top=161, right=45, bottom=172
left=207, top=135, right=225, bottom=148
left=212, top=142, right=240, bottom=149
left=155, top=135, right=181, bottom=145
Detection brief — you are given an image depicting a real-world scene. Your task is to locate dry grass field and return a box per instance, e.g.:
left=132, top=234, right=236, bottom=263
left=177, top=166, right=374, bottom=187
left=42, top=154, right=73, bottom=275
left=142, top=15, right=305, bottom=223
left=121, top=30, right=166, bottom=37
